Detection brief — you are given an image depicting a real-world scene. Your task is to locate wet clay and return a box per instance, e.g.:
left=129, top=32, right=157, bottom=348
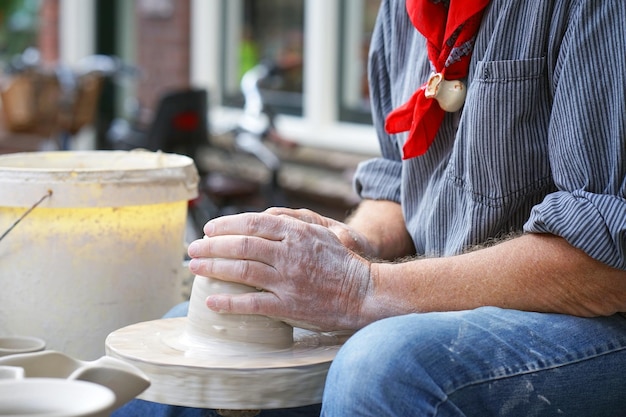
left=105, top=275, right=349, bottom=410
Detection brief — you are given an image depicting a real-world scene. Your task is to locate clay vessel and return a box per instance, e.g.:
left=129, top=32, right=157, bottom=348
left=424, top=72, right=466, bottom=112
left=0, top=336, right=46, bottom=357
left=0, top=378, right=115, bottom=417
left=0, top=350, right=150, bottom=413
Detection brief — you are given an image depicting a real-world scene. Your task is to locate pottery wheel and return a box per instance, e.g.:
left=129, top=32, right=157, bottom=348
left=105, top=276, right=349, bottom=410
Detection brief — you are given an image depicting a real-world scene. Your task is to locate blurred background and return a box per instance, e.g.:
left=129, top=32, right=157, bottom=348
left=0, top=0, right=383, bottom=219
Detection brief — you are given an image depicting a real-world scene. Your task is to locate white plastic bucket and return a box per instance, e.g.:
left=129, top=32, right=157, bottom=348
left=0, top=150, right=198, bottom=359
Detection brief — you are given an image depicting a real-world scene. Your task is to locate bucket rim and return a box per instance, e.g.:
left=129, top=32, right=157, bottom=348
left=0, top=150, right=195, bottom=172
left=0, top=150, right=199, bottom=208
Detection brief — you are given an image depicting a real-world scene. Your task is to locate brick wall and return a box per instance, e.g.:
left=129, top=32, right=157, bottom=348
left=38, top=0, right=60, bottom=64
left=37, top=0, right=192, bottom=112
left=134, top=0, right=192, bottom=111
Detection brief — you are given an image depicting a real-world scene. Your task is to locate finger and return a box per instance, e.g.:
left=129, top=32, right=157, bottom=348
left=265, top=207, right=326, bottom=225
left=203, top=212, right=288, bottom=241
left=329, top=224, right=360, bottom=246
left=206, top=291, right=282, bottom=317
left=188, top=234, right=278, bottom=265
left=189, top=256, right=278, bottom=289
left=264, top=207, right=299, bottom=216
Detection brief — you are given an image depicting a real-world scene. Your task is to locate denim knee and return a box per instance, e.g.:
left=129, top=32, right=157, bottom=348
left=163, top=301, right=190, bottom=318
left=322, top=309, right=626, bottom=417
left=321, top=314, right=461, bottom=417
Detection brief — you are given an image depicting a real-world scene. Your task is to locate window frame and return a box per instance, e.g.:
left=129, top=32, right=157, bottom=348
left=218, top=0, right=305, bottom=117
left=190, top=0, right=380, bottom=155
left=337, top=0, right=376, bottom=125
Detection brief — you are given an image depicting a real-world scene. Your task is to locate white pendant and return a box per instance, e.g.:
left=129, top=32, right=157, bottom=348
left=424, top=72, right=466, bottom=112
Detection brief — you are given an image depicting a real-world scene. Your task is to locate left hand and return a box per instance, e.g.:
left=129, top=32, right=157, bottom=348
left=187, top=212, right=373, bottom=331
left=264, top=207, right=378, bottom=258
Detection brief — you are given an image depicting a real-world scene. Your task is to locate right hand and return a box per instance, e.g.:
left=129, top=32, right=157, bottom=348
left=188, top=211, right=374, bottom=331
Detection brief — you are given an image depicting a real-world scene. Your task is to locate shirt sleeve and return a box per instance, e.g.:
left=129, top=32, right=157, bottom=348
left=524, top=1, right=626, bottom=270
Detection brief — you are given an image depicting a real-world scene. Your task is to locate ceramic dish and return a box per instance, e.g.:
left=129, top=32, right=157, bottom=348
left=0, top=350, right=150, bottom=412
left=0, top=336, right=46, bottom=357
left=0, top=378, right=115, bottom=417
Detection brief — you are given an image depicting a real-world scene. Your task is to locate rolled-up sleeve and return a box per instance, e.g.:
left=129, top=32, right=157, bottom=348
left=526, top=191, right=626, bottom=270
left=524, top=1, right=626, bottom=270
left=354, top=157, right=402, bottom=202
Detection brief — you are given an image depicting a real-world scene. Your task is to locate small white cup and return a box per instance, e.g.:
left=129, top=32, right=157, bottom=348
left=0, top=336, right=46, bottom=357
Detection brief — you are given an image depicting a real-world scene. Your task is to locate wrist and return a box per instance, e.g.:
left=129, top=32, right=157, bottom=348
left=346, top=200, right=415, bottom=261
left=354, top=262, right=413, bottom=328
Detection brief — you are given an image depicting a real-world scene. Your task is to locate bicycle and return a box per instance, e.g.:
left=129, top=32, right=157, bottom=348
left=1, top=47, right=139, bottom=150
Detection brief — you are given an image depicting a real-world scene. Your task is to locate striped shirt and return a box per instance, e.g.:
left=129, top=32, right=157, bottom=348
left=354, top=0, right=626, bottom=270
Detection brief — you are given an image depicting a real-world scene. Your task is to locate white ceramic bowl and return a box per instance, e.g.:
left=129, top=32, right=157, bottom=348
left=0, top=378, right=115, bottom=417
left=0, top=336, right=46, bottom=357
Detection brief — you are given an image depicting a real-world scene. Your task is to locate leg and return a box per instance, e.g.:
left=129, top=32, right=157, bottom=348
left=112, top=302, right=321, bottom=417
left=162, top=301, right=191, bottom=318
left=321, top=307, right=626, bottom=417
left=113, top=400, right=320, bottom=417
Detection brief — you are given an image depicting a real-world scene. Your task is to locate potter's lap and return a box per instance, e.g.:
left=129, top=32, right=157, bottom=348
left=329, top=307, right=626, bottom=371
left=163, top=302, right=190, bottom=318
left=322, top=307, right=626, bottom=416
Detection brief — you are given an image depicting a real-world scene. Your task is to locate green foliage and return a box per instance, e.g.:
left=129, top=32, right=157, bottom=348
left=0, top=0, right=40, bottom=61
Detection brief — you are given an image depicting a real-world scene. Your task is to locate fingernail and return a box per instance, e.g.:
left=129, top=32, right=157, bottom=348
left=188, top=258, right=199, bottom=271
left=205, top=296, right=217, bottom=311
left=187, top=241, right=199, bottom=256
left=203, top=222, right=214, bottom=236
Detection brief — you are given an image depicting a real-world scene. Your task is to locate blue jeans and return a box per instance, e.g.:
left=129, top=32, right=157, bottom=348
left=112, top=401, right=320, bottom=417
left=115, top=305, right=626, bottom=417
left=322, top=307, right=626, bottom=416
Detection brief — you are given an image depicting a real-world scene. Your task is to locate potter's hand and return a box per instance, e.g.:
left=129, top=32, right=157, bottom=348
left=187, top=212, right=372, bottom=331
left=264, top=207, right=378, bottom=259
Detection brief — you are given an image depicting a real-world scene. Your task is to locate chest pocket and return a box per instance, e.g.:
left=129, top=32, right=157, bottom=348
left=446, top=57, right=554, bottom=207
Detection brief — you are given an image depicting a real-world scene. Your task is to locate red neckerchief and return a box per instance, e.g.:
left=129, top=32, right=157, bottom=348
left=384, top=0, right=489, bottom=159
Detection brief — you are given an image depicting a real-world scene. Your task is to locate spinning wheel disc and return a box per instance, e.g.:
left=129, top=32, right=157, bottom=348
left=105, top=276, right=350, bottom=410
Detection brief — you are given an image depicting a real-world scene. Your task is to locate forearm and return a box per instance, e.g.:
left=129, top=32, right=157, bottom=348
left=346, top=199, right=415, bottom=260
left=358, top=233, right=626, bottom=327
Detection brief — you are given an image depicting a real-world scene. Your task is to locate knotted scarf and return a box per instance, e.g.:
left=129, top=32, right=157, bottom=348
left=384, top=0, right=489, bottom=159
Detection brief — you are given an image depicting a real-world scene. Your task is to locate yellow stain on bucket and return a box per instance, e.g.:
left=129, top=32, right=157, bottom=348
left=0, top=151, right=199, bottom=360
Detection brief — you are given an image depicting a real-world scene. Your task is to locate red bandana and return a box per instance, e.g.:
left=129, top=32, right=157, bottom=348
left=384, top=0, right=489, bottom=159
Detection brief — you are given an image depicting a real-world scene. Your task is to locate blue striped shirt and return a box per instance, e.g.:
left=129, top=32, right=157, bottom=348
left=354, top=0, right=626, bottom=270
